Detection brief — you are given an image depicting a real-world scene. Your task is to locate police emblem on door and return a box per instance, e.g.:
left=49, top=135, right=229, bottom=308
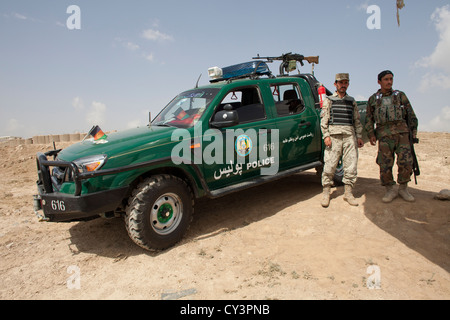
left=235, top=135, right=252, bottom=157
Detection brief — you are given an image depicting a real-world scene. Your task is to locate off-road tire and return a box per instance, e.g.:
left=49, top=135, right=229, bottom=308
left=125, top=174, right=194, bottom=251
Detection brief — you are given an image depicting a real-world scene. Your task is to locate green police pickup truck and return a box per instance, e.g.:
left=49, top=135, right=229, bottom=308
left=34, top=56, right=367, bottom=251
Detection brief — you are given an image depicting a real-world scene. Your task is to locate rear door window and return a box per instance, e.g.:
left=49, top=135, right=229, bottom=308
left=271, top=83, right=305, bottom=117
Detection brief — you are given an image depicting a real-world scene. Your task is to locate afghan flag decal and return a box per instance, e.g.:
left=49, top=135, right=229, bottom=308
left=92, top=125, right=107, bottom=140
left=84, top=125, right=108, bottom=144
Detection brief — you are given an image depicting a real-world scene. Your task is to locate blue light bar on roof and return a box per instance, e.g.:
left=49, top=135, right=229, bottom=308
left=208, top=61, right=271, bottom=81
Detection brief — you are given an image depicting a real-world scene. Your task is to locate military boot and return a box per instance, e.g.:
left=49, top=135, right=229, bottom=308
left=321, top=186, right=331, bottom=208
left=343, top=184, right=358, bottom=206
left=382, top=185, right=398, bottom=203
left=398, top=183, right=415, bottom=202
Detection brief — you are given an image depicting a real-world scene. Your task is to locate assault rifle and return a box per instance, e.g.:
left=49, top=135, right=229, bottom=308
left=253, top=52, right=319, bottom=75
left=406, top=108, right=420, bottom=184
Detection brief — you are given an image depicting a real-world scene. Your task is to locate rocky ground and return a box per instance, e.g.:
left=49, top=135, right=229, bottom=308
left=0, top=132, right=449, bottom=300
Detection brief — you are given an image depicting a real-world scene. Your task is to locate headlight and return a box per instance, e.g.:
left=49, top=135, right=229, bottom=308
left=73, top=154, right=107, bottom=173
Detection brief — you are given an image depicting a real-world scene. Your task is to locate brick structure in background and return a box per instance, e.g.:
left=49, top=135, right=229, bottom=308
left=0, top=133, right=86, bottom=146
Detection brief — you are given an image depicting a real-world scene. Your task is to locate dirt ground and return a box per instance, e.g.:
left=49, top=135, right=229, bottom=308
left=0, top=132, right=449, bottom=300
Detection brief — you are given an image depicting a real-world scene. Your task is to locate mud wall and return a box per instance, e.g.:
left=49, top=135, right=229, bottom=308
left=0, top=133, right=87, bottom=146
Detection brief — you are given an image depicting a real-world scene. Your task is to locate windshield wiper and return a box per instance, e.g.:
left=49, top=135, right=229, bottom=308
left=152, top=122, right=175, bottom=127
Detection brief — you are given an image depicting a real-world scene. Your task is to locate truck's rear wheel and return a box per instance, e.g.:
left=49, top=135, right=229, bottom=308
left=125, top=174, right=194, bottom=251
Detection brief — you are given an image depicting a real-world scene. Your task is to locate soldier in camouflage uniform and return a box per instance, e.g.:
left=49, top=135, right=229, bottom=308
left=365, top=70, right=418, bottom=203
left=320, top=73, right=364, bottom=207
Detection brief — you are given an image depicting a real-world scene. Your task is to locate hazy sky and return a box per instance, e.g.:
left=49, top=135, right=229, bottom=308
left=1, top=0, right=449, bottom=138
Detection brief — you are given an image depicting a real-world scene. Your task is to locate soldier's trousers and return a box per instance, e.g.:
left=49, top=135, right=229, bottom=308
left=376, top=133, right=413, bottom=186
left=322, top=134, right=358, bottom=187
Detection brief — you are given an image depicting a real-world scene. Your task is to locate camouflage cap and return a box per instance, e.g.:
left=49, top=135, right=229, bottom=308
left=335, top=73, right=350, bottom=81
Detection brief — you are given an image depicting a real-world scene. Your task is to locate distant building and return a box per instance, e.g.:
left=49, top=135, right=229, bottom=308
left=0, top=136, right=21, bottom=141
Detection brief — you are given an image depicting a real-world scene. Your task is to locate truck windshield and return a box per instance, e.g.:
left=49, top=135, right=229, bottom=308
left=153, top=88, right=219, bottom=128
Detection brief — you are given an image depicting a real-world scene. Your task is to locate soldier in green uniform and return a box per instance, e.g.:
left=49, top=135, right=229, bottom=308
left=365, top=70, right=418, bottom=203
left=320, top=73, right=364, bottom=207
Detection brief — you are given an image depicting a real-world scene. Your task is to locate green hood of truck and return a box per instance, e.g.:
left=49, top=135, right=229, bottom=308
left=57, top=126, right=178, bottom=163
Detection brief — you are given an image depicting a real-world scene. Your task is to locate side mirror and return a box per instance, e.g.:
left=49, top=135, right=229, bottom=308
left=210, top=104, right=239, bottom=128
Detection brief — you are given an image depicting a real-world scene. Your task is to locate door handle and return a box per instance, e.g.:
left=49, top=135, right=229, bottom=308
left=298, top=121, right=311, bottom=128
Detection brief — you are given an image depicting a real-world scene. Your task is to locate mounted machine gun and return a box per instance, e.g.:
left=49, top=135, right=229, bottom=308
left=253, top=52, right=319, bottom=75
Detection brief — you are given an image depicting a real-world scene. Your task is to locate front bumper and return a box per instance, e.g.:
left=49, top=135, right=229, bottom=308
left=33, top=185, right=129, bottom=222
left=34, top=151, right=129, bottom=222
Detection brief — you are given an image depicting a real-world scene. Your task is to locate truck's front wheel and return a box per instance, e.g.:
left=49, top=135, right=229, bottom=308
left=125, top=175, right=194, bottom=251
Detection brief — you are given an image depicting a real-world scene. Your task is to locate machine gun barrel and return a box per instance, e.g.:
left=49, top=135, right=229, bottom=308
left=253, top=53, right=318, bottom=64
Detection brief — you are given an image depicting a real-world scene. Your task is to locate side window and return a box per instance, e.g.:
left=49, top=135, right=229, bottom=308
left=217, top=87, right=266, bottom=124
left=271, top=83, right=305, bottom=116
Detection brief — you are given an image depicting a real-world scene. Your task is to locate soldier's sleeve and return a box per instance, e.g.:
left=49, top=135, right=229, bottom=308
left=353, top=101, right=363, bottom=140
left=320, top=98, right=331, bottom=140
left=364, top=95, right=376, bottom=139
left=401, top=92, right=418, bottom=138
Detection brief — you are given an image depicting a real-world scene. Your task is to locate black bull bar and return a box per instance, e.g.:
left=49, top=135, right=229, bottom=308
left=34, top=151, right=129, bottom=222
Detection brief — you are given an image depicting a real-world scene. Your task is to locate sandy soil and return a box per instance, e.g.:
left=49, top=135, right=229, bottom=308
left=0, top=132, right=449, bottom=300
